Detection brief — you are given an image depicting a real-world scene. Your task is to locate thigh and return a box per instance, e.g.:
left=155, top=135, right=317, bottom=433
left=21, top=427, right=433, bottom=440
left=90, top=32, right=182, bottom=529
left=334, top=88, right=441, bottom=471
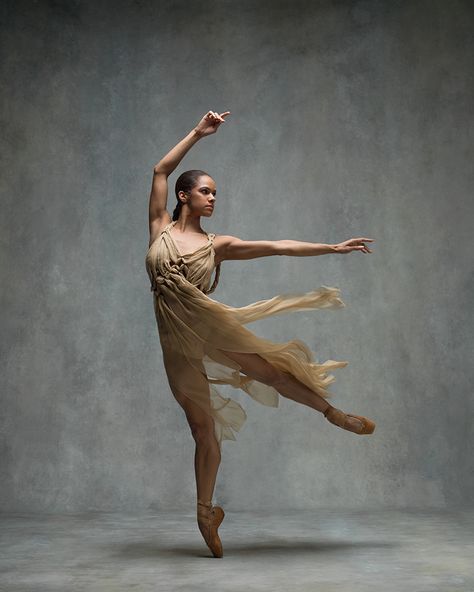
left=161, top=346, right=215, bottom=432
left=215, top=348, right=284, bottom=386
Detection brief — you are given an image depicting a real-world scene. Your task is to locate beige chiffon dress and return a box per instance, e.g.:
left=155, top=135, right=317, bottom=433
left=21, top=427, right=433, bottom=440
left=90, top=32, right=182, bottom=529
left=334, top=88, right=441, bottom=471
left=145, top=220, right=349, bottom=448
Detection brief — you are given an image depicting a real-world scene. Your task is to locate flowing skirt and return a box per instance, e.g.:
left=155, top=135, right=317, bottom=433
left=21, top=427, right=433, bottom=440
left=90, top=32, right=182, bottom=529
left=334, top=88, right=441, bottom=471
left=153, top=274, right=348, bottom=447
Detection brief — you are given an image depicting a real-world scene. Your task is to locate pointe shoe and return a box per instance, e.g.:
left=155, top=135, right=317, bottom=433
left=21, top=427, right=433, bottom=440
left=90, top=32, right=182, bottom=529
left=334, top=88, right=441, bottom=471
left=324, top=405, right=376, bottom=435
left=197, top=499, right=225, bottom=558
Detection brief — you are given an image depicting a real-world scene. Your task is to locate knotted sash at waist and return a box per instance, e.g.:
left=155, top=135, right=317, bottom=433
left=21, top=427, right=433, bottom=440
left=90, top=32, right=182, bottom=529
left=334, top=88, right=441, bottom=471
left=150, top=258, right=189, bottom=297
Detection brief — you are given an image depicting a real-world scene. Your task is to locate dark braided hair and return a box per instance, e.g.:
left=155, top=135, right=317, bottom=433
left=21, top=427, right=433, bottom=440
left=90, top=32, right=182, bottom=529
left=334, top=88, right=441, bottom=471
left=172, top=169, right=209, bottom=221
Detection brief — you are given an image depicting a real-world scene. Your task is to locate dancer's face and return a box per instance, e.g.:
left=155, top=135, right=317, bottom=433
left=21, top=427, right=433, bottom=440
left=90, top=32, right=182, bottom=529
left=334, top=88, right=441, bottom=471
left=180, top=175, right=217, bottom=217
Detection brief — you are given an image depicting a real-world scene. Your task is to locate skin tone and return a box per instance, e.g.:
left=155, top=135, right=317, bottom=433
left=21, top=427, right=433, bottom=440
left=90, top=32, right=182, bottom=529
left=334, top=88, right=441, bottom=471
left=149, top=111, right=376, bottom=506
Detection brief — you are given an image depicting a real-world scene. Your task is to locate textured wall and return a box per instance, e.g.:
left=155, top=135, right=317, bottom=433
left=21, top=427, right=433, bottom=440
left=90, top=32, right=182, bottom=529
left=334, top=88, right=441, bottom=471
left=1, top=0, right=473, bottom=512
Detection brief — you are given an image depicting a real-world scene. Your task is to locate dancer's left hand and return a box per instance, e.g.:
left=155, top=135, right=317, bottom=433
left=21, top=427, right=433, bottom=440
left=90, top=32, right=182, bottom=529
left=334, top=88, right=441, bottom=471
left=334, top=237, right=374, bottom=254
left=194, top=110, right=231, bottom=137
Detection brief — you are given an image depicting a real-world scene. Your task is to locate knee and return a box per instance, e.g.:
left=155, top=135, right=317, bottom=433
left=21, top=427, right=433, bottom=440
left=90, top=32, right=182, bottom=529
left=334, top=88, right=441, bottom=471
left=189, top=420, right=220, bottom=451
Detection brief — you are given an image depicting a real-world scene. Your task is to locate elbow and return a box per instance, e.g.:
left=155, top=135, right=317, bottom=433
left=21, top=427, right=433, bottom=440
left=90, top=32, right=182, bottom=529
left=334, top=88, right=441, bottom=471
left=153, top=164, right=169, bottom=176
left=275, top=240, right=290, bottom=256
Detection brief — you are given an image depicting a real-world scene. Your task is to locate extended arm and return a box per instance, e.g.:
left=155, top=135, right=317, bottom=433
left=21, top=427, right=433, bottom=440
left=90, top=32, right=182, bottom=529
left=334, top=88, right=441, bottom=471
left=213, top=235, right=374, bottom=263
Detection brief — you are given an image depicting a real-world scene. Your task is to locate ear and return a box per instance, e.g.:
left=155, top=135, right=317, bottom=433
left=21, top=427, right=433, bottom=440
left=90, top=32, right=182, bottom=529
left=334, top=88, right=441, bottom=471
left=177, top=190, right=188, bottom=203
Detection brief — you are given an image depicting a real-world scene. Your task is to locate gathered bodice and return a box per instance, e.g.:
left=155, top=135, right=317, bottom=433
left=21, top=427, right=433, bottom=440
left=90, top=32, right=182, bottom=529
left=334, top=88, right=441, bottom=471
left=145, top=221, right=221, bottom=298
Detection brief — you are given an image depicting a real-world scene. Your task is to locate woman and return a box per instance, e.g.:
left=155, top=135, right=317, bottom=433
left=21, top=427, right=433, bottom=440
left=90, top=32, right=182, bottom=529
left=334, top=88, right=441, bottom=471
left=145, top=110, right=376, bottom=558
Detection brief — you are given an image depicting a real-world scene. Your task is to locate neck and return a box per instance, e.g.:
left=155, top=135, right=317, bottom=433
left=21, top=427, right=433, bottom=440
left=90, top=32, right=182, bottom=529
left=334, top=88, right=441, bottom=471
left=173, top=214, right=205, bottom=234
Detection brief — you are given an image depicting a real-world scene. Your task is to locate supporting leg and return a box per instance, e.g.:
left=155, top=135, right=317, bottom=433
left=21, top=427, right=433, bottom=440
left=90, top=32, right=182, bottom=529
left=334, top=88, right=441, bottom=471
left=169, top=385, right=225, bottom=557
left=161, top=346, right=227, bottom=557
left=161, top=346, right=222, bottom=502
left=169, top=385, right=221, bottom=503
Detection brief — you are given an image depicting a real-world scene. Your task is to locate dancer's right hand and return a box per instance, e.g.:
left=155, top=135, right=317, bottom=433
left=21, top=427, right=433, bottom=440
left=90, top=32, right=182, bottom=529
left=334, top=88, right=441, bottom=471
left=194, top=110, right=231, bottom=137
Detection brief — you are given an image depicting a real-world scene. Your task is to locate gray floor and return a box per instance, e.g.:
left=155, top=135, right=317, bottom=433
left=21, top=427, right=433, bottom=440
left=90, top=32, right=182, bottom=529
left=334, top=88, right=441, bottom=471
left=1, top=508, right=473, bottom=591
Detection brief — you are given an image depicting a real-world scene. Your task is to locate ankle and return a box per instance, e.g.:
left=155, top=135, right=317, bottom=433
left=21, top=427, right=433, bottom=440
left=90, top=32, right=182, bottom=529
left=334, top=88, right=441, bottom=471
left=323, top=403, right=334, bottom=417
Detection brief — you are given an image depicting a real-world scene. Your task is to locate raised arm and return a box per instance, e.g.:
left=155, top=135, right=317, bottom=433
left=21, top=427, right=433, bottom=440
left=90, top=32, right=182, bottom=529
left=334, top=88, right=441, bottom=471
left=148, top=130, right=200, bottom=240
left=213, top=235, right=374, bottom=264
left=148, top=110, right=230, bottom=242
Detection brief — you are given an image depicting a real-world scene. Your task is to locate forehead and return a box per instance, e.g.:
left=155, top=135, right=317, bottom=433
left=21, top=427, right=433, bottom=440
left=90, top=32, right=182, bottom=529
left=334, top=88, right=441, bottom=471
left=196, top=175, right=216, bottom=188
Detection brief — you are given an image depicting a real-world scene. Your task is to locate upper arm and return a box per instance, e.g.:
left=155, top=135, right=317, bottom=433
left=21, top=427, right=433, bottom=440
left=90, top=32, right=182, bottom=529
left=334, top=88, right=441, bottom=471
left=214, top=235, right=283, bottom=262
left=148, top=170, right=171, bottom=239
left=149, top=170, right=169, bottom=223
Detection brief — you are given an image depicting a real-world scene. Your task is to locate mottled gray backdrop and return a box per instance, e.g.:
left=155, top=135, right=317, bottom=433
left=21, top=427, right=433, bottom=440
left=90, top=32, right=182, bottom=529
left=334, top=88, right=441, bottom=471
left=1, top=0, right=473, bottom=512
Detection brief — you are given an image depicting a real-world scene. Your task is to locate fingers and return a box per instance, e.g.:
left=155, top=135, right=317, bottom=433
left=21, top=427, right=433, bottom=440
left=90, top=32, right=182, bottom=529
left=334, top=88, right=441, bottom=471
left=349, top=245, right=371, bottom=254
left=347, top=237, right=374, bottom=254
left=342, top=241, right=373, bottom=254
left=205, top=110, right=229, bottom=123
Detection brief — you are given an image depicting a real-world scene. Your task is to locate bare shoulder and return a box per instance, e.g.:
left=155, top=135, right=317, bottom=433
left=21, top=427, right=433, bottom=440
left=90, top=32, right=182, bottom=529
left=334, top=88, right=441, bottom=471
left=212, top=234, right=235, bottom=265
left=213, top=234, right=235, bottom=248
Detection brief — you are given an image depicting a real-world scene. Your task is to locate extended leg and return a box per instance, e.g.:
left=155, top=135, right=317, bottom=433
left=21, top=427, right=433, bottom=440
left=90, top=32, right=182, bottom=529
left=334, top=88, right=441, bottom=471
left=216, top=348, right=370, bottom=433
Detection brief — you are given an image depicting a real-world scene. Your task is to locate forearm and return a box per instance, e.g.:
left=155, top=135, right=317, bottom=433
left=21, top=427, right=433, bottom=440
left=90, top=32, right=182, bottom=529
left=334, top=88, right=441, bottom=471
left=278, top=239, right=337, bottom=256
left=153, top=128, right=203, bottom=175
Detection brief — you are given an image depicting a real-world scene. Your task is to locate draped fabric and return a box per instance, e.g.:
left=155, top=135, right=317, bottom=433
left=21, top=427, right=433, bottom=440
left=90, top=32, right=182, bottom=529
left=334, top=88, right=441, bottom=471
left=145, top=221, right=348, bottom=448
